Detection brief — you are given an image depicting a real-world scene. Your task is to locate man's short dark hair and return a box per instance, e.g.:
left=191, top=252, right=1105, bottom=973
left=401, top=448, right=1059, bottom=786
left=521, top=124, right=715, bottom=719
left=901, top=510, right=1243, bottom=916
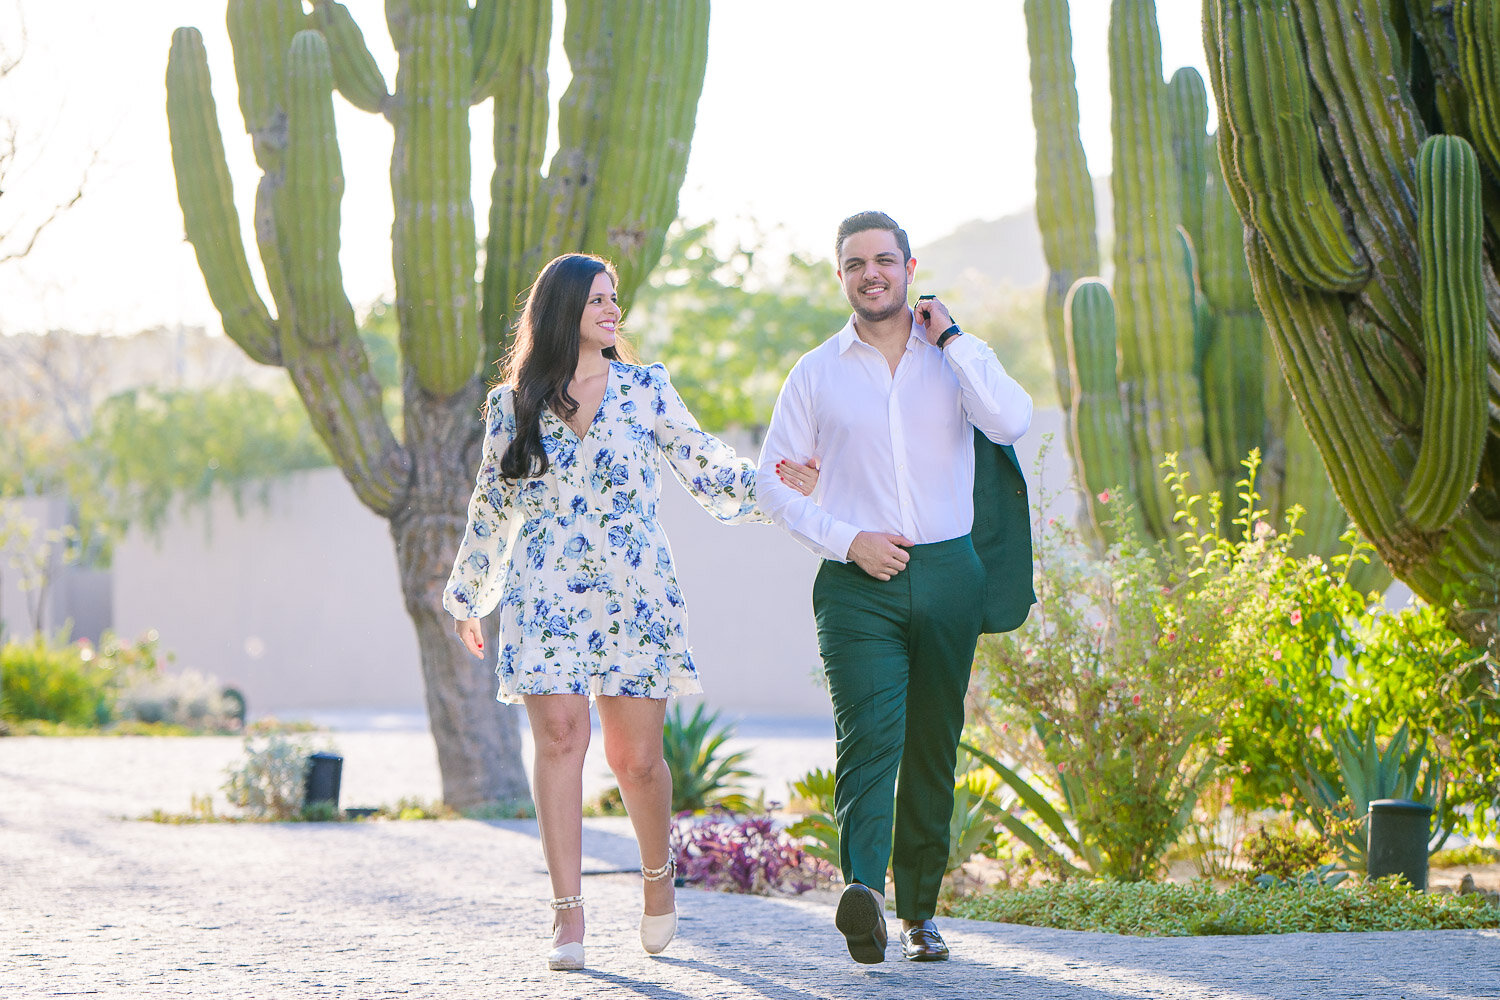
left=835, top=211, right=911, bottom=265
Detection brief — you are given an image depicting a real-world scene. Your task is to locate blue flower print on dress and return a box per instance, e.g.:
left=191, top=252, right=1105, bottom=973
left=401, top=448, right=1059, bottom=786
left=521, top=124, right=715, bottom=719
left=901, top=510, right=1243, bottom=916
left=441, top=363, right=769, bottom=705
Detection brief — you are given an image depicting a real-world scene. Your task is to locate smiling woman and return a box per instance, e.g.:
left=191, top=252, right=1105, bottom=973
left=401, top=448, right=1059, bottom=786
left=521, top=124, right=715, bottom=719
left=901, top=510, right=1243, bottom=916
left=440, top=250, right=823, bottom=972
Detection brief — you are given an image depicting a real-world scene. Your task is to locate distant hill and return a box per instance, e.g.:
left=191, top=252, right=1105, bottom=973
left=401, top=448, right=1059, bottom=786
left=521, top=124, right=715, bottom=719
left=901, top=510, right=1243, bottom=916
left=915, top=177, right=1113, bottom=298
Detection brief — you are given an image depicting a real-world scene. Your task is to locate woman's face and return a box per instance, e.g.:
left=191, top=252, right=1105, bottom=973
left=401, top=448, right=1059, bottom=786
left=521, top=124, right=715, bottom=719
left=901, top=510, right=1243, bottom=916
left=577, top=272, right=620, bottom=355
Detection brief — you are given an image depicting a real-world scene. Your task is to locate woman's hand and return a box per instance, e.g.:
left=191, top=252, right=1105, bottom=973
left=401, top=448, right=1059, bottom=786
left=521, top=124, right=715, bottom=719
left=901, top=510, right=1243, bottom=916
left=776, top=456, right=820, bottom=496
left=455, top=617, right=485, bottom=659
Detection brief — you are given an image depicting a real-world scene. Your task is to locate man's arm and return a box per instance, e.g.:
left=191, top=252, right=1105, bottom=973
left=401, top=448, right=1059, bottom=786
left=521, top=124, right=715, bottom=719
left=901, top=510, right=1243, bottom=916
left=917, top=296, right=1033, bottom=444
left=756, top=363, right=862, bottom=562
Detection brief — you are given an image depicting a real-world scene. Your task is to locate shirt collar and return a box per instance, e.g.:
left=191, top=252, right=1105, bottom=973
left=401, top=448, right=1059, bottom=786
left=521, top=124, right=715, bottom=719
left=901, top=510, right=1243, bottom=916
left=836, top=313, right=930, bottom=355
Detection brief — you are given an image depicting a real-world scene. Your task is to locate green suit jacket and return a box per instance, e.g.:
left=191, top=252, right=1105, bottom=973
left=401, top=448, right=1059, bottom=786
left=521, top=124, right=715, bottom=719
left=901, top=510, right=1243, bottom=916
left=970, top=428, right=1035, bottom=634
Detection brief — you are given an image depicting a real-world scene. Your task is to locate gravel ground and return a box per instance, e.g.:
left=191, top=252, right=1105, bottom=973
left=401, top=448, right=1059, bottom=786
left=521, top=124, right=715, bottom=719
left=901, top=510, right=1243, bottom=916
left=2, top=726, right=1497, bottom=999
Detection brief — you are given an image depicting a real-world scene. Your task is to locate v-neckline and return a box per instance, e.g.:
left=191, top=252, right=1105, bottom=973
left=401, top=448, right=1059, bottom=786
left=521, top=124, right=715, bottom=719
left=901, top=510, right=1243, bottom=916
left=556, top=363, right=612, bottom=443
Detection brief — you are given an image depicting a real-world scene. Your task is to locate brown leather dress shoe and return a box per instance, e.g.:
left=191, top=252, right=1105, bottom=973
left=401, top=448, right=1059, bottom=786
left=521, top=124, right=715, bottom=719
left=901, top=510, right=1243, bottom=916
left=834, top=883, right=887, bottom=964
left=900, top=919, right=950, bottom=961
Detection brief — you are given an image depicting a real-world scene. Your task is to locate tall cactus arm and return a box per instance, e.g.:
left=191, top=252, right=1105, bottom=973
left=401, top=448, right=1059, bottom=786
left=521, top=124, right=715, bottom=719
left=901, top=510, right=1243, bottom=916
left=1208, top=0, right=1370, bottom=293
left=469, top=0, right=527, bottom=103
left=1198, top=158, right=1265, bottom=491
left=540, top=0, right=710, bottom=305
left=390, top=0, right=480, bottom=397
left=478, top=0, right=551, bottom=364
left=1404, top=135, right=1488, bottom=532
left=1454, top=0, right=1500, bottom=181
left=1065, top=278, right=1141, bottom=544
left=1109, top=0, right=1214, bottom=538
left=1243, top=233, right=1427, bottom=567
left=277, top=29, right=410, bottom=515
left=1168, top=67, right=1209, bottom=250
left=309, top=0, right=391, bottom=114
left=226, top=0, right=307, bottom=171
left=166, top=27, right=280, bottom=367
left=639, top=0, right=710, bottom=303
left=1024, top=0, right=1100, bottom=411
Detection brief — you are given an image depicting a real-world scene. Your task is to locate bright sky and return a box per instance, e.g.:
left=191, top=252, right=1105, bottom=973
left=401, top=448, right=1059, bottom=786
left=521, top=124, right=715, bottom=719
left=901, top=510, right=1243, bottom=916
left=0, top=0, right=1210, bottom=336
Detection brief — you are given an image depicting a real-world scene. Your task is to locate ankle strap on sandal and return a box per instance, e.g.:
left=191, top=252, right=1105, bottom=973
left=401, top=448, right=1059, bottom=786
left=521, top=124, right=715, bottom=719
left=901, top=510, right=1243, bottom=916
left=641, top=857, right=676, bottom=882
left=549, top=895, right=584, bottom=910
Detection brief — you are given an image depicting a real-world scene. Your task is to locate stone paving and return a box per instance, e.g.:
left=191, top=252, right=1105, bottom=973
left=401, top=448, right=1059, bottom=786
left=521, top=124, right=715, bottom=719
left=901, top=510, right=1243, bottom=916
left=2, top=727, right=1498, bottom=999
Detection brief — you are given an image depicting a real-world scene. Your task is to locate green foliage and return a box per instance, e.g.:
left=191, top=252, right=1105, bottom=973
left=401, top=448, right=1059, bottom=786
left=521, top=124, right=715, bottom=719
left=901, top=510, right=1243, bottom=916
left=960, top=740, right=1096, bottom=879
left=1431, top=844, right=1500, bottom=868
left=785, top=766, right=839, bottom=869
left=221, top=733, right=335, bottom=821
left=971, top=448, right=1286, bottom=880
left=948, top=757, right=1011, bottom=876
left=91, top=382, right=332, bottom=535
left=1241, top=822, right=1336, bottom=885
left=0, top=503, right=82, bottom=634
left=0, top=377, right=333, bottom=564
left=0, top=633, right=113, bottom=727
left=1293, top=722, right=1446, bottom=870
left=948, top=878, right=1500, bottom=936
left=1253, top=863, right=1348, bottom=890
left=630, top=221, right=849, bottom=432
left=1211, top=529, right=1498, bottom=838
left=660, top=702, right=755, bottom=814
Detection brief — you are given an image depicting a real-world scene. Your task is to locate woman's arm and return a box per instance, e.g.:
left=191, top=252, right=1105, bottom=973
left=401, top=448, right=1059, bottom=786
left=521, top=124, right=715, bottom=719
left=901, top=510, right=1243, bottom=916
left=443, top=386, right=522, bottom=624
left=650, top=364, right=767, bottom=524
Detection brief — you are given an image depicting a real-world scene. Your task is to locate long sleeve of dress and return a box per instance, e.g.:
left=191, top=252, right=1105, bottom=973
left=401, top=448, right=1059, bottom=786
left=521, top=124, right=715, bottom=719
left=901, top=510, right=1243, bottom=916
left=443, top=387, right=523, bottom=620
left=650, top=364, right=769, bottom=525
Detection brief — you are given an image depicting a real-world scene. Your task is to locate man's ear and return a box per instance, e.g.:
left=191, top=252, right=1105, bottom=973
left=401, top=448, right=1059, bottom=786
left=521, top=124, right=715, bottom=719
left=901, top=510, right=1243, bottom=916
left=906, top=255, right=918, bottom=282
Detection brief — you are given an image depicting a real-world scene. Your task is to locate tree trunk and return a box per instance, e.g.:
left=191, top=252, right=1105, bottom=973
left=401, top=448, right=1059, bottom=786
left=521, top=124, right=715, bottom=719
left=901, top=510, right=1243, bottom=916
left=389, top=374, right=530, bottom=809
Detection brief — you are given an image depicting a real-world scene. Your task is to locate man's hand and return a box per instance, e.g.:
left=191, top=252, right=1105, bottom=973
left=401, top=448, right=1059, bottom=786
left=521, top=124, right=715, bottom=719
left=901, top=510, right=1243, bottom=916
left=847, top=531, right=915, bottom=581
left=913, top=295, right=955, bottom=345
left=455, top=618, right=485, bottom=659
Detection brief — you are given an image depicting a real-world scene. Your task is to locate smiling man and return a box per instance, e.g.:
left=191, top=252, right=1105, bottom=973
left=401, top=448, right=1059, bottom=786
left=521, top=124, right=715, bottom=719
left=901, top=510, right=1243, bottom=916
left=757, top=210, right=1033, bottom=964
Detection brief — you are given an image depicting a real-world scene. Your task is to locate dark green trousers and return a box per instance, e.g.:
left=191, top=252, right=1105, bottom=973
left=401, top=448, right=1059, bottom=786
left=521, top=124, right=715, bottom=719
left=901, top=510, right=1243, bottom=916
left=812, top=535, right=985, bottom=921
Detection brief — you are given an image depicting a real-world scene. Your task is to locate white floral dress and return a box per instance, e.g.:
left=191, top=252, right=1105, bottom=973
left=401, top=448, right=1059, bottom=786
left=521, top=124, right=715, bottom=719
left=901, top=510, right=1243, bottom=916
left=443, top=361, right=766, bottom=702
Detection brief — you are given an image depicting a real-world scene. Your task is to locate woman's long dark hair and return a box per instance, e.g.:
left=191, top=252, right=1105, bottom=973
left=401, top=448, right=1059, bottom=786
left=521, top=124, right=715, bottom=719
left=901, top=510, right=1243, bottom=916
left=498, top=253, right=632, bottom=479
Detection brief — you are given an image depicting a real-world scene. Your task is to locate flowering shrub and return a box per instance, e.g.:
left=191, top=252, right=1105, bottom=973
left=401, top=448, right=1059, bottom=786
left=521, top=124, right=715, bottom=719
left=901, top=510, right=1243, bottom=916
left=970, top=451, right=1292, bottom=880
left=222, top=733, right=337, bottom=820
left=671, top=810, right=838, bottom=895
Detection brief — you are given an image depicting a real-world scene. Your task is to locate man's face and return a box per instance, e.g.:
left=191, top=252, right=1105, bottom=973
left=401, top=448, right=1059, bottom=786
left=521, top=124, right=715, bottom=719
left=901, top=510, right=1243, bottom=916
left=837, top=229, right=916, bottom=325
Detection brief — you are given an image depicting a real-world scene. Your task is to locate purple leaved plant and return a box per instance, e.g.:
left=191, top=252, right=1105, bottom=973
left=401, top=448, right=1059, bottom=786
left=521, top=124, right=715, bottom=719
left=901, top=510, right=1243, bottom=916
left=671, top=810, right=839, bottom=896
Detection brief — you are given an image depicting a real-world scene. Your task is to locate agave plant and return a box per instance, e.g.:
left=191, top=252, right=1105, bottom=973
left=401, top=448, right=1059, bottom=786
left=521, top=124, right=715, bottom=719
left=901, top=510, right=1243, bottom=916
left=785, top=766, right=839, bottom=869
left=661, top=703, right=756, bottom=815
left=1293, top=721, right=1449, bottom=870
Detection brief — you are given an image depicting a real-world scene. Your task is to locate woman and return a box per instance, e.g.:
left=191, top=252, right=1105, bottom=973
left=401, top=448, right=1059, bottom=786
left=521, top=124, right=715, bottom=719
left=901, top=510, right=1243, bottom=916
left=443, top=253, right=817, bottom=972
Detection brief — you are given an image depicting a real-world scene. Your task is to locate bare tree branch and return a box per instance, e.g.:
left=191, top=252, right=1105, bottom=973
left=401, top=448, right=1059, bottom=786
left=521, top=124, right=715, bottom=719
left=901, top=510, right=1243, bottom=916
left=0, top=2, right=91, bottom=266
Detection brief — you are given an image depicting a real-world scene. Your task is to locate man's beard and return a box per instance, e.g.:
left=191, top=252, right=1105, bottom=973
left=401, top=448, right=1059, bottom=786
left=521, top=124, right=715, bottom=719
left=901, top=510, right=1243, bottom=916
left=848, top=286, right=908, bottom=324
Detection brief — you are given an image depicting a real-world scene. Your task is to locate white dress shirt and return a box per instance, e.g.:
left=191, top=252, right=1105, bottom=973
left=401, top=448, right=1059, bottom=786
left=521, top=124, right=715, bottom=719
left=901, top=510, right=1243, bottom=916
left=756, top=317, right=1033, bottom=562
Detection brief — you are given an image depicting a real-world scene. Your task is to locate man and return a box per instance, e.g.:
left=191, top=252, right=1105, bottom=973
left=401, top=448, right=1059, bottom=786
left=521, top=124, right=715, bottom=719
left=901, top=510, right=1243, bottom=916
left=757, top=211, right=1032, bottom=964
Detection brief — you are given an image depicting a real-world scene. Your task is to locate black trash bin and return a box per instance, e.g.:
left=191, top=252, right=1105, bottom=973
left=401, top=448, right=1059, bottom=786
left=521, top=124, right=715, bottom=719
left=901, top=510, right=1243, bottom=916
left=304, top=752, right=344, bottom=814
left=1367, top=798, right=1431, bottom=891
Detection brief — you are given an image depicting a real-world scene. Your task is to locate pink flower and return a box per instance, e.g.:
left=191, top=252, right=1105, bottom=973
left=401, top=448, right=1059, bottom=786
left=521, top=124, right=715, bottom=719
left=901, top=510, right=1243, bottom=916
left=1165, top=631, right=1178, bottom=643
left=1057, top=762, right=1068, bottom=773
left=1270, top=648, right=1282, bottom=661
left=1132, top=694, right=1141, bottom=706
left=1213, top=668, right=1223, bottom=679
left=1264, top=675, right=1276, bottom=686
left=1289, top=608, right=1303, bottom=626
left=1097, top=490, right=1112, bottom=504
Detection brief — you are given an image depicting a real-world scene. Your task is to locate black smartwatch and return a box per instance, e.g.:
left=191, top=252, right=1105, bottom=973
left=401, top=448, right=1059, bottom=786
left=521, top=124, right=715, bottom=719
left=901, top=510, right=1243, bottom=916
left=935, top=323, right=962, bottom=349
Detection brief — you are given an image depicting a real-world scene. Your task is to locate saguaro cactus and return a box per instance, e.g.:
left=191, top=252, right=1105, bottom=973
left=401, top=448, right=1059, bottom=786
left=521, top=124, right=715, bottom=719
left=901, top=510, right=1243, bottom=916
left=1026, top=0, right=1358, bottom=567
left=1204, top=0, right=1500, bottom=647
left=166, top=0, right=710, bottom=806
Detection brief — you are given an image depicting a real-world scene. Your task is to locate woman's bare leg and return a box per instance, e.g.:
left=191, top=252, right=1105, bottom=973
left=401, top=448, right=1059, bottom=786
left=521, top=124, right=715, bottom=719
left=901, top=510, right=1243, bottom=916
left=523, top=693, right=591, bottom=946
left=596, top=695, right=674, bottom=917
